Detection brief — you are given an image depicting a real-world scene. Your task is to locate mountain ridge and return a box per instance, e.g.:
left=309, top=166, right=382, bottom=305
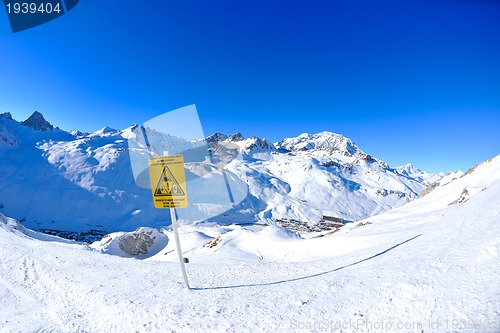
left=1, top=111, right=442, bottom=233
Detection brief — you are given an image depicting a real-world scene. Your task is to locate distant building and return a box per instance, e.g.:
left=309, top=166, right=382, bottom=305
left=319, top=215, right=345, bottom=228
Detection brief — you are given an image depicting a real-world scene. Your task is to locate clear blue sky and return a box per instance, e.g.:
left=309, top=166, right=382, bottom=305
left=1, top=0, right=499, bottom=173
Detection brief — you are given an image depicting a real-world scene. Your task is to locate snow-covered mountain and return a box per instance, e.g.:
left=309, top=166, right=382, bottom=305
left=217, top=131, right=431, bottom=223
left=1, top=111, right=439, bottom=234
left=276, top=131, right=371, bottom=158
left=395, top=163, right=444, bottom=185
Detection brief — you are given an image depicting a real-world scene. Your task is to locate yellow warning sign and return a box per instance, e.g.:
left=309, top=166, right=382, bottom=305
left=149, top=155, right=188, bottom=208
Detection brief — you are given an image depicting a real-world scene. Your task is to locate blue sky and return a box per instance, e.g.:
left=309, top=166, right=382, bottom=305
left=0, top=0, right=499, bottom=173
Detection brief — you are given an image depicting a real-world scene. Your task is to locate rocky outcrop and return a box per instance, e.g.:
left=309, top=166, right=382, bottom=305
left=22, top=111, right=54, bottom=132
left=206, top=132, right=244, bottom=143
left=118, top=228, right=158, bottom=256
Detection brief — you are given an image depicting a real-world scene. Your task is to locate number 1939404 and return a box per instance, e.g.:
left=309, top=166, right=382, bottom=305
left=5, top=2, right=62, bottom=14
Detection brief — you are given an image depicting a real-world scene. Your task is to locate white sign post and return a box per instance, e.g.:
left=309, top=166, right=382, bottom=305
left=170, top=207, right=190, bottom=289
left=149, top=154, right=190, bottom=289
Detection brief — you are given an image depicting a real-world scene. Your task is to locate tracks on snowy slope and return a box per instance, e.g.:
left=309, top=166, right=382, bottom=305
left=192, top=234, right=422, bottom=290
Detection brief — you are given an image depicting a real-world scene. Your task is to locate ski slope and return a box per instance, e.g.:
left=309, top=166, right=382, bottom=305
left=1, top=156, right=499, bottom=332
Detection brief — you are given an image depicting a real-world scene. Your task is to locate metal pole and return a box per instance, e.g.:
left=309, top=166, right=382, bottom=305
left=170, top=207, right=190, bottom=289
left=163, top=151, right=189, bottom=289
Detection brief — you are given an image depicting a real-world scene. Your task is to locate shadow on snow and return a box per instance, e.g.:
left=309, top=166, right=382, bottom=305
left=193, top=234, right=422, bottom=291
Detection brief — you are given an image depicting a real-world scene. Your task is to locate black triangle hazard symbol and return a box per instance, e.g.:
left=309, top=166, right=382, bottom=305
left=154, top=166, right=185, bottom=197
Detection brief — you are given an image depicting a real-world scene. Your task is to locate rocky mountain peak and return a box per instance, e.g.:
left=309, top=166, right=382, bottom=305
left=242, top=136, right=273, bottom=152
left=21, top=111, right=54, bottom=132
left=227, top=132, right=244, bottom=141
left=396, top=163, right=420, bottom=175
left=206, top=132, right=245, bottom=143
left=275, top=131, right=360, bottom=157
left=0, top=112, right=13, bottom=121
left=89, top=126, right=119, bottom=137
left=69, top=129, right=88, bottom=137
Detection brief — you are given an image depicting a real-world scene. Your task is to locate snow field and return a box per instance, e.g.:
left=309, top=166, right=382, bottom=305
left=1, top=156, right=499, bottom=332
